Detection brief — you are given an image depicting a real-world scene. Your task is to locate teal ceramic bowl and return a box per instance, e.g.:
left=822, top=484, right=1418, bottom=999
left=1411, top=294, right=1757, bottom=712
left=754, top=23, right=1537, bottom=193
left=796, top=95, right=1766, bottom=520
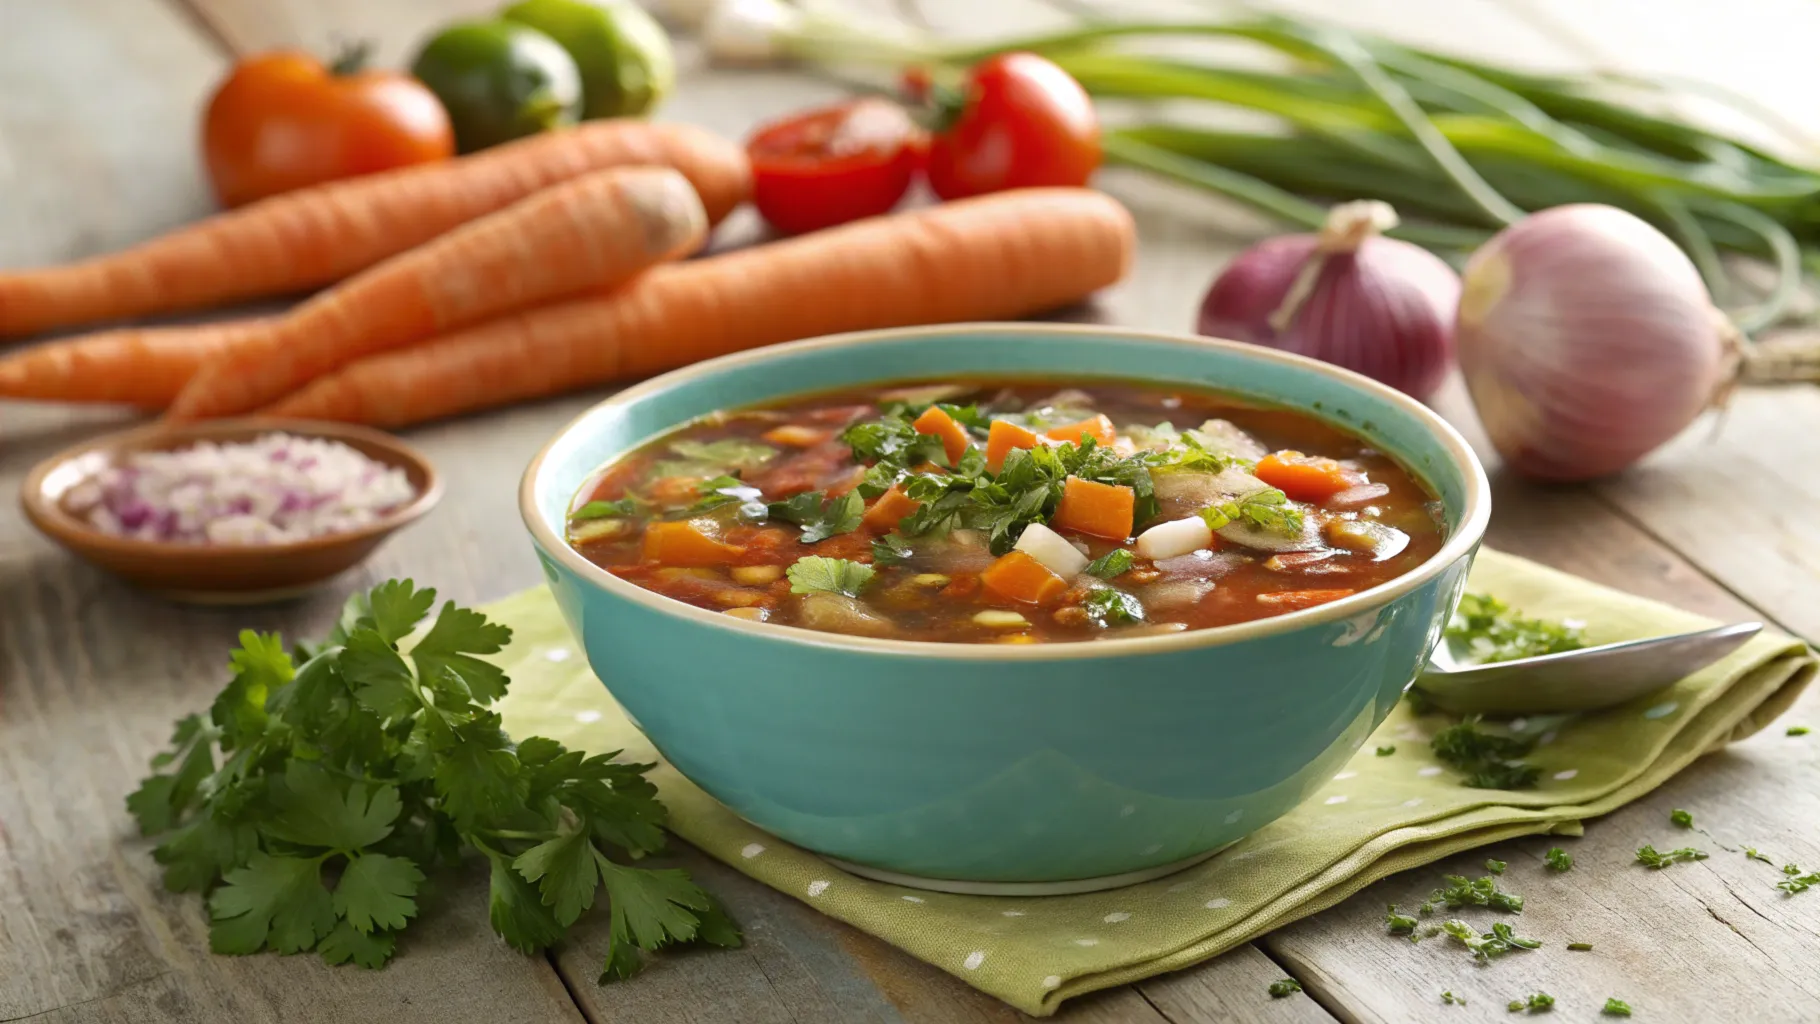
left=521, top=325, right=1490, bottom=893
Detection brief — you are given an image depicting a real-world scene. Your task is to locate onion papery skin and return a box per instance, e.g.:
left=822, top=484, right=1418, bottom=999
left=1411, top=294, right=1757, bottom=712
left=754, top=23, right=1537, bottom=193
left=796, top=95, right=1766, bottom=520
left=1455, top=204, right=1730, bottom=482
left=1197, top=232, right=1461, bottom=400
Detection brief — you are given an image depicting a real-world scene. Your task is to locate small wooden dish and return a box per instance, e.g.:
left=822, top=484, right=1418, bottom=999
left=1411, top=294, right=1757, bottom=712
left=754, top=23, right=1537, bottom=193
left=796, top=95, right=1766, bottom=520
left=20, top=418, right=442, bottom=605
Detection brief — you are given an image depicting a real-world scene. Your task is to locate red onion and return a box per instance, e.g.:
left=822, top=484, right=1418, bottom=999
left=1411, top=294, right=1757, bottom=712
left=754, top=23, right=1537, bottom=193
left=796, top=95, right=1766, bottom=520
left=1455, top=204, right=1738, bottom=482
left=1198, top=201, right=1461, bottom=399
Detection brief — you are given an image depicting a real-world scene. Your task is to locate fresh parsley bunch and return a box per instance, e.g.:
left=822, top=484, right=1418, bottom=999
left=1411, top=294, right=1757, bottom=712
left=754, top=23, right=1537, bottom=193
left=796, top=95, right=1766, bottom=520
left=126, top=580, right=738, bottom=979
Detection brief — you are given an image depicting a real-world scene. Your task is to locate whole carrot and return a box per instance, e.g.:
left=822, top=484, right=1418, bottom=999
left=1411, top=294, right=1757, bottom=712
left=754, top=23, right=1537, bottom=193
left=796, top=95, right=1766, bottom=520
left=166, top=166, right=707, bottom=422
left=0, top=319, right=262, bottom=409
left=263, top=188, right=1135, bottom=427
left=0, top=122, right=748, bottom=338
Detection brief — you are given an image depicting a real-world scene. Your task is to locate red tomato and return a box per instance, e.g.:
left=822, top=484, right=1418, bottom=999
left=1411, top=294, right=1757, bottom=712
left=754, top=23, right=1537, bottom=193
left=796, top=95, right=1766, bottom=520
left=926, top=53, right=1100, bottom=200
left=747, top=98, right=926, bottom=235
left=203, top=50, right=455, bottom=208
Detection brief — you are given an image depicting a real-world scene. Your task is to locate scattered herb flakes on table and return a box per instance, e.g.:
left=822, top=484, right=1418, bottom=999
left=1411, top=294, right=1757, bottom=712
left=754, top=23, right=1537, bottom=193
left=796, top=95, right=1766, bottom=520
left=1446, top=593, right=1587, bottom=664
left=1267, top=978, right=1303, bottom=997
left=125, top=580, right=738, bottom=977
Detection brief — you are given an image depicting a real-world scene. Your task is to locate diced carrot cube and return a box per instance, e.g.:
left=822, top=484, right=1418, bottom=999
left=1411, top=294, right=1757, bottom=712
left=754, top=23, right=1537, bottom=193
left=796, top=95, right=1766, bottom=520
left=985, top=420, right=1042, bottom=472
left=1254, top=450, right=1364, bottom=502
left=763, top=423, right=834, bottom=447
left=1050, top=476, right=1136, bottom=540
left=979, top=551, right=1068, bottom=605
left=862, top=484, right=922, bottom=530
left=1045, top=414, right=1116, bottom=447
left=912, top=405, right=972, bottom=464
left=641, top=520, right=746, bottom=568
left=1256, top=588, right=1357, bottom=611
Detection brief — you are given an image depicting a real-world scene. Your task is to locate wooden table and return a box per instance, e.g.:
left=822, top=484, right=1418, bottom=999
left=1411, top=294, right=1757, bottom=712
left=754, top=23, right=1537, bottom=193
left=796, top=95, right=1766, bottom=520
left=5, top=1, right=1820, bottom=1020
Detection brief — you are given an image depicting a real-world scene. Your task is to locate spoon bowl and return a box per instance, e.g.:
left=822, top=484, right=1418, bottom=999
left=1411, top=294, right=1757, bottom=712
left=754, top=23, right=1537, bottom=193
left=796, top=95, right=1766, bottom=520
left=1411, top=621, right=1764, bottom=716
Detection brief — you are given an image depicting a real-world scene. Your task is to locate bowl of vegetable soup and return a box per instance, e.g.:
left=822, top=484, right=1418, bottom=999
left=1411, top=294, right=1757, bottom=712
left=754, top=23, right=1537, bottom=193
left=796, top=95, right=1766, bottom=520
left=520, top=324, right=1489, bottom=892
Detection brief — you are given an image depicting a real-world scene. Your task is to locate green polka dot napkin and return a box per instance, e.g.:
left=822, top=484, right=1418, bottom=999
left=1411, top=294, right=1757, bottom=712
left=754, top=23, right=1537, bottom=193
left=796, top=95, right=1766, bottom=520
left=493, top=550, right=1812, bottom=1016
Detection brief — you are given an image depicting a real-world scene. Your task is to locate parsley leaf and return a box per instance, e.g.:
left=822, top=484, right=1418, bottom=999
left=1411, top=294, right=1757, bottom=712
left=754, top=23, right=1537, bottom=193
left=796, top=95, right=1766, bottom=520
left=1568, top=941, right=1594, bottom=951
left=1375, top=745, right=1396, bottom=756
left=842, top=414, right=950, bottom=472
left=1446, top=593, right=1586, bottom=665
left=1267, top=978, right=1302, bottom=998
left=1602, top=997, right=1633, bottom=1017
left=1442, top=918, right=1539, bottom=962
left=1385, top=906, right=1418, bottom=934
left=767, top=490, right=864, bottom=543
left=1432, top=874, right=1524, bottom=913
left=1776, top=869, right=1818, bottom=894
left=1509, top=992, right=1554, bottom=1012
left=1670, top=808, right=1693, bottom=828
left=129, top=580, right=739, bottom=980
left=1442, top=991, right=1465, bottom=1005
left=871, top=533, right=914, bottom=567
left=1485, top=858, right=1507, bottom=874
left=1084, top=549, right=1135, bottom=579
left=573, top=498, right=641, bottom=521
left=1197, top=486, right=1303, bottom=535
left=786, top=556, right=876, bottom=597
left=650, top=438, right=777, bottom=479
left=1636, top=844, right=1708, bottom=869
left=1789, top=725, right=1810, bottom=736
left=1545, top=847, right=1574, bottom=872
left=1431, top=716, right=1540, bottom=790
left=1082, top=587, right=1145, bottom=627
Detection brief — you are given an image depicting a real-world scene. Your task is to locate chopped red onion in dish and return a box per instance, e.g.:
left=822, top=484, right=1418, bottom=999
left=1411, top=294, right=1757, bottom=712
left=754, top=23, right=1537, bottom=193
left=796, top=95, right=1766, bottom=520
left=63, top=433, right=416, bottom=545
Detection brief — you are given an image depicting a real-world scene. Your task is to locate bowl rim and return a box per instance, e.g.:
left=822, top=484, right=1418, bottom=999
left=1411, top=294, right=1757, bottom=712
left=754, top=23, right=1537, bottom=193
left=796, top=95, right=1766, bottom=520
left=519, top=323, right=1491, bottom=662
left=20, top=417, right=445, bottom=559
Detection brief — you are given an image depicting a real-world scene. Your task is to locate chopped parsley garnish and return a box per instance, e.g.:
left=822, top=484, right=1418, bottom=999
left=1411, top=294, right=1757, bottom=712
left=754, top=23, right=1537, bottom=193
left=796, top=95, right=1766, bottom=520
left=786, top=556, right=875, bottom=597
left=1788, top=725, right=1810, bottom=736
left=841, top=413, right=952, bottom=474
left=1485, top=858, right=1507, bottom=874
left=651, top=438, right=777, bottom=479
left=1084, top=549, right=1135, bottom=579
left=1508, top=992, right=1554, bottom=1012
left=1376, top=745, right=1396, bottom=756
left=1635, top=844, right=1708, bottom=869
left=1445, top=593, right=1586, bottom=665
left=1267, top=978, right=1302, bottom=998
left=1670, top=808, right=1693, bottom=828
left=1545, top=847, right=1573, bottom=872
left=1745, top=847, right=1773, bottom=864
left=1385, top=906, right=1418, bottom=935
left=683, top=475, right=762, bottom=516
left=1442, top=990, right=1464, bottom=1005
left=1082, top=588, right=1145, bottom=627
left=1776, top=869, right=1818, bottom=894
left=123, top=581, right=737, bottom=978
left=766, top=490, right=864, bottom=543
left=1197, top=486, right=1303, bottom=535
left=1567, top=941, right=1594, bottom=951
left=871, top=533, right=914, bottom=567
left=1602, top=997, right=1633, bottom=1017
left=1431, top=716, right=1540, bottom=790
left=1784, top=863, right=1802, bottom=876
left=1432, top=874, right=1524, bottom=913
left=572, top=498, right=641, bottom=521
left=1443, top=919, right=1539, bottom=962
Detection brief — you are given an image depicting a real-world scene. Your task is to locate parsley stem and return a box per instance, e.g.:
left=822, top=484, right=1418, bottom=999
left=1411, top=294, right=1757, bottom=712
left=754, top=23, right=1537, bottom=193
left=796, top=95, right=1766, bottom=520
left=483, top=828, right=556, bottom=841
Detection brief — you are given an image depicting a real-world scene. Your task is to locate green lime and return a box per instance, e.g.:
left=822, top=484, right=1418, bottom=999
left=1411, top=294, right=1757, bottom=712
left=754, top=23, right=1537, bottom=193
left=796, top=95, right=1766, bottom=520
left=410, top=19, right=582, bottom=153
left=501, top=0, right=674, bottom=120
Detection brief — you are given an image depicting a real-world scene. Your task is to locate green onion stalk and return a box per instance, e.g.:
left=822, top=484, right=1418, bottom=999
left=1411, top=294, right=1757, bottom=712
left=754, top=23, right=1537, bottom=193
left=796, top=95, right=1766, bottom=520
left=719, top=1, right=1820, bottom=341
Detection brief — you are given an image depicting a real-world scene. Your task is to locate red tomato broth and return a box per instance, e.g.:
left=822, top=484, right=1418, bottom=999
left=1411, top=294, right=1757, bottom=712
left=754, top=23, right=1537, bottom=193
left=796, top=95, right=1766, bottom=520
left=567, top=378, right=1446, bottom=643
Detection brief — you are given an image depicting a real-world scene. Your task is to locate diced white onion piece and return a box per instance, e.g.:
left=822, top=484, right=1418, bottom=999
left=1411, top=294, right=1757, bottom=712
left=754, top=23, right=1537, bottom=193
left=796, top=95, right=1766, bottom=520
left=1014, top=523, right=1090, bottom=577
left=1135, top=517, right=1214, bottom=560
left=973, top=610, right=1030, bottom=629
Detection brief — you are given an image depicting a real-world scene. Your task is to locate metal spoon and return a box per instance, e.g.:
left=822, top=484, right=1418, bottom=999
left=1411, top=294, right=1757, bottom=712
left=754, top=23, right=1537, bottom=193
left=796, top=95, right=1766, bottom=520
left=1410, top=621, right=1764, bottom=716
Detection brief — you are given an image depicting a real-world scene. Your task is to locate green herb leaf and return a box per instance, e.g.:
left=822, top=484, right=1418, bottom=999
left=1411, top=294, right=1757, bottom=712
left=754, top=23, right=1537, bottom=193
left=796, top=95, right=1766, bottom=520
left=1545, top=846, right=1574, bottom=872
left=651, top=438, right=778, bottom=479
left=1442, top=990, right=1464, bottom=1005
left=1745, top=847, right=1773, bottom=864
left=1776, top=870, right=1818, bottom=894
left=786, top=556, right=876, bottom=597
left=1084, top=549, right=1135, bottom=579
left=842, top=414, right=950, bottom=472
left=1433, top=874, right=1523, bottom=913
left=1385, top=907, right=1418, bottom=934
left=1431, top=716, right=1539, bottom=790
left=318, top=919, right=397, bottom=968
left=513, top=828, right=602, bottom=927
left=334, top=853, right=424, bottom=934
left=1198, top=486, right=1303, bottom=535
left=1602, top=997, right=1633, bottom=1017
left=1485, top=858, right=1507, bottom=874
left=1082, top=587, right=1145, bottom=627
left=767, top=490, right=864, bottom=544
left=1267, top=978, right=1302, bottom=998
left=871, top=533, right=914, bottom=567
left=1446, top=593, right=1586, bottom=665
left=409, top=601, right=514, bottom=705
left=262, top=761, right=401, bottom=851
left=1375, top=744, right=1396, bottom=756
left=1568, top=941, right=1594, bottom=951
left=573, top=498, right=641, bottom=521
left=598, top=861, right=716, bottom=982
left=208, top=851, right=337, bottom=955
left=1789, top=725, right=1810, bottom=736
left=1670, top=808, right=1694, bottom=828
left=1635, top=844, right=1708, bottom=869
left=1509, top=992, right=1554, bottom=1013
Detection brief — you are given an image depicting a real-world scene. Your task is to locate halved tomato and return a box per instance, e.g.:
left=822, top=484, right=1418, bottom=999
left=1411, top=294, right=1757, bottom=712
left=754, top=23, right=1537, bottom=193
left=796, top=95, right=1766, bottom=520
left=747, top=98, right=926, bottom=235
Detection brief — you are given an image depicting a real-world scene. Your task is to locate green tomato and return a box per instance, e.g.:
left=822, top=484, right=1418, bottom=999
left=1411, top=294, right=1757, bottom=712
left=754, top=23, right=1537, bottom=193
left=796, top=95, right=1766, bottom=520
left=501, top=0, right=674, bottom=119
left=410, top=20, right=582, bottom=153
